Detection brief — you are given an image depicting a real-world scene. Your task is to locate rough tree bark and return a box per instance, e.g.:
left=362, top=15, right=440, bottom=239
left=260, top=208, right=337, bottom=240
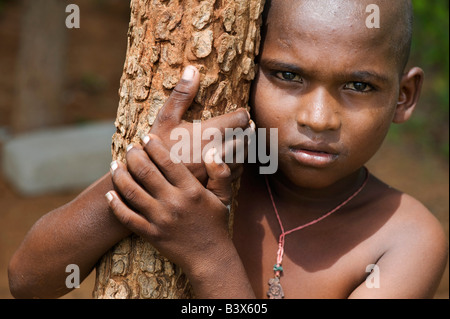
left=93, top=0, right=265, bottom=299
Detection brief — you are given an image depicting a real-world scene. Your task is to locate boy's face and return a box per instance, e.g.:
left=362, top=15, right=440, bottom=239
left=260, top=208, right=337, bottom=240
left=251, top=0, right=419, bottom=189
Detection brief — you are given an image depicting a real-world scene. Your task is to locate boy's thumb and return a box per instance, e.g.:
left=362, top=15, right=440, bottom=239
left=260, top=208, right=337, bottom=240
left=155, top=65, right=200, bottom=125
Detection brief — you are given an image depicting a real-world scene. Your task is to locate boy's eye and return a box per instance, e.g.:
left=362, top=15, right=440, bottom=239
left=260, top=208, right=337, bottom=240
left=344, top=82, right=373, bottom=92
left=275, top=71, right=303, bottom=82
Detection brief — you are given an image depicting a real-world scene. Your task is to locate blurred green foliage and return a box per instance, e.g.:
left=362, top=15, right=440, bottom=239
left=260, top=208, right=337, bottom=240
left=391, top=0, right=449, bottom=158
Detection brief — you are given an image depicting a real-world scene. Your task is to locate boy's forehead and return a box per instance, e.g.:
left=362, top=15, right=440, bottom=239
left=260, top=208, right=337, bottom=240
left=266, top=1, right=381, bottom=52
left=264, top=0, right=410, bottom=71
left=268, top=0, right=390, bottom=36
left=268, top=0, right=404, bottom=19
left=276, top=0, right=368, bottom=23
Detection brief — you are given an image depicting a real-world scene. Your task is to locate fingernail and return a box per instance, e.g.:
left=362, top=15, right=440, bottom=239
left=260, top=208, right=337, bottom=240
left=105, top=191, right=114, bottom=203
left=182, top=66, right=195, bottom=81
left=249, top=119, right=255, bottom=131
left=126, top=144, right=134, bottom=152
left=110, top=161, right=118, bottom=175
left=140, top=134, right=150, bottom=145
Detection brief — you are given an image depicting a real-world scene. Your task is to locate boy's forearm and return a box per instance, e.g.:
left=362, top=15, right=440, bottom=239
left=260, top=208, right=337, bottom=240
left=185, top=241, right=256, bottom=299
left=9, top=171, right=254, bottom=299
left=8, top=173, right=131, bottom=299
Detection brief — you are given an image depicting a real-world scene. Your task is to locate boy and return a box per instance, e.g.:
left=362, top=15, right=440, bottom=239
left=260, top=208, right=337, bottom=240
left=9, top=0, right=448, bottom=299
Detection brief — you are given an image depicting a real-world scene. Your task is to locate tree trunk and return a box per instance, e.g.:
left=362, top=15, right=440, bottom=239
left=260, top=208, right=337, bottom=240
left=93, top=0, right=265, bottom=299
left=13, top=0, right=67, bottom=133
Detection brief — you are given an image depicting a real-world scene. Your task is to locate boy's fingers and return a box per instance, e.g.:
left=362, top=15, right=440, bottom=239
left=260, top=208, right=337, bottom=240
left=220, top=119, right=255, bottom=165
left=204, top=148, right=233, bottom=206
left=125, top=144, right=170, bottom=196
left=110, top=160, right=158, bottom=219
left=105, top=191, right=157, bottom=238
left=202, top=108, right=251, bottom=136
left=154, top=66, right=200, bottom=126
left=141, top=134, right=196, bottom=188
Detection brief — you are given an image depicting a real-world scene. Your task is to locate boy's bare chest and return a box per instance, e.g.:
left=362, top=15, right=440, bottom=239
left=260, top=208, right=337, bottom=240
left=231, top=169, right=395, bottom=298
left=233, top=195, right=383, bottom=299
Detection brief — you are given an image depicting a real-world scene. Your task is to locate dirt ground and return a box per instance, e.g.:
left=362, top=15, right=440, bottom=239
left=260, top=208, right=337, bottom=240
left=0, top=1, right=448, bottom=299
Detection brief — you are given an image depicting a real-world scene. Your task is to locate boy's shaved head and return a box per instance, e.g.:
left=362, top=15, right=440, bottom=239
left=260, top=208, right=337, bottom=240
left=252, top=0, right=424, bottom=191
left=263, top=0, right=413, bottom=73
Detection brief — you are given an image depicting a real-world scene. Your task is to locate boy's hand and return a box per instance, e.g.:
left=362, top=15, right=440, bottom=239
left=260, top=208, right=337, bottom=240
left=107, top=134, right=235, bottom=276
left=147, top=65, right=252, bottom=185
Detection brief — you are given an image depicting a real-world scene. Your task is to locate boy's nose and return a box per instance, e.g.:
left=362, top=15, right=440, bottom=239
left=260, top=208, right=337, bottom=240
left=295, top=87, right=341, bottom=133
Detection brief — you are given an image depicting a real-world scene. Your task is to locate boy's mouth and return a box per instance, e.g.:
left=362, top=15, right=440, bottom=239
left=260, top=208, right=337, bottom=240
left=289, top=143, right=338, bottom=167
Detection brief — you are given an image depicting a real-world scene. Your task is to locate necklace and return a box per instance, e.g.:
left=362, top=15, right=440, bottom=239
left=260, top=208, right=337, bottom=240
left=264, top=167, right=369, bottom=299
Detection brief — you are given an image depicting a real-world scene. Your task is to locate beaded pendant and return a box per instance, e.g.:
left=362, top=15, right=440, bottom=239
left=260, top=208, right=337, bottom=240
left=267, top=264, right=284, bottom=299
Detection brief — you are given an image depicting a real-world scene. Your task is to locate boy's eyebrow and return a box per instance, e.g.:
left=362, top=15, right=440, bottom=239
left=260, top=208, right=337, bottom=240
left=260, top=59, right=304, bottom=74
left=261, top=59, right=389, bottom=84
left=345, top=71, right=390, bottom=85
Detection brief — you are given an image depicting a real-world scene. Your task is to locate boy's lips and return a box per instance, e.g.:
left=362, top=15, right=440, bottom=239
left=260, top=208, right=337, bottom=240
left=289, top=142, right=339, bottom=167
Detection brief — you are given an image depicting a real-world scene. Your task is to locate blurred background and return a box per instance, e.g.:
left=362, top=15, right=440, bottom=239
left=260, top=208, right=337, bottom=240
left=0, top=0, right=448, bottom=299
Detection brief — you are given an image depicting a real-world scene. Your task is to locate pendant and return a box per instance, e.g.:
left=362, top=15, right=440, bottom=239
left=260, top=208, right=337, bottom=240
left=267, top=276, right=284, bottom=299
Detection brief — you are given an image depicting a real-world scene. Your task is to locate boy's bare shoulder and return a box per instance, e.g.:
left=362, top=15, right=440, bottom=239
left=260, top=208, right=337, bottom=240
left=368, top=176, right=447, bottom=251
left=385, top=186, right=445, bottom=247
left=350, top=176, right=448, bottom=298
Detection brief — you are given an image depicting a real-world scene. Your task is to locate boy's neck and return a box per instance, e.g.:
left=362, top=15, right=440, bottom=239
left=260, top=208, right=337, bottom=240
left=265, top=167, right=368, bottom=211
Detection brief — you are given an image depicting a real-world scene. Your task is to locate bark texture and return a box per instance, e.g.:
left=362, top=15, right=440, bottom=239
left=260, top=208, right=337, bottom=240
left=93, top=0, right=265, bottom=299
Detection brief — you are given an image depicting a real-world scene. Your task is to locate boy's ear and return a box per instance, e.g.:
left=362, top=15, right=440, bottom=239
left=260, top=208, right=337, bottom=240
left=393, top=67, right=424, bottom=124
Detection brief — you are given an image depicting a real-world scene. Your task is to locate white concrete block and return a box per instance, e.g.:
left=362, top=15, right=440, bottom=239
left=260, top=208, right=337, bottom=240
left=2, top=121, right=115, bottom=195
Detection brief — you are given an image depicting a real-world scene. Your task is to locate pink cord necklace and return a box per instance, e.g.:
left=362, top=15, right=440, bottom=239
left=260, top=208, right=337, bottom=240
left=265, top=167, right=369, bottom=299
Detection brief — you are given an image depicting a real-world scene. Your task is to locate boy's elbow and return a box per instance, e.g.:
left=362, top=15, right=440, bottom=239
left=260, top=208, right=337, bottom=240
left=8, top=277, right=27, bottom=299
left=8, top=253, right=77, bottom=299
left=8, top=255, right=29, bottom=299
left=8, top=253, right=45, bottom=299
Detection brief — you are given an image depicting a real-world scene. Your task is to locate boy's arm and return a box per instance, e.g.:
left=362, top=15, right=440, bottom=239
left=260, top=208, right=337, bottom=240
left=8, top=173, right=131, bottom=299
left=108, top=134, right=256, bottom=299
left=348, top=195, right=448, bottom=299
left=8, top=66, right=250, bottom=299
